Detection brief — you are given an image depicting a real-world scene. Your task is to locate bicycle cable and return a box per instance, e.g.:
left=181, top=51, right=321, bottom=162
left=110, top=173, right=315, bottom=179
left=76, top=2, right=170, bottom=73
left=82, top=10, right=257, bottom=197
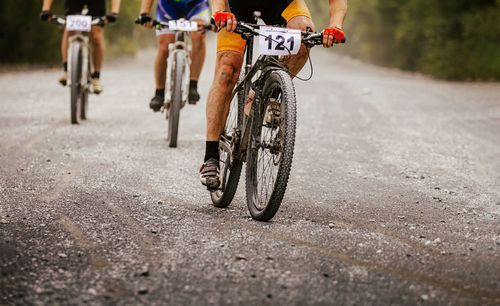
left=255, top=30, right=315, bottom=82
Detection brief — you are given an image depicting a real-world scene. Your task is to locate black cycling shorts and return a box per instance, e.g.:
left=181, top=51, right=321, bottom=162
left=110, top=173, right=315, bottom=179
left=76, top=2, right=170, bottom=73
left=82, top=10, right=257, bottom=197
left=64, top=0, right=106, bottom=17
left=228, top=0, right=293, bottom=26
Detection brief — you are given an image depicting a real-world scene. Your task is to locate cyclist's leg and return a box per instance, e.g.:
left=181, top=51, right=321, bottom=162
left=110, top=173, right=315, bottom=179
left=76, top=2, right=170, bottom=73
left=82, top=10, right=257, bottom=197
left=61, top=30, right=69, bottom=66
left=186, top=1, right=210, bottom=82
left=206, top=51, right=244, bottom=141
left=155, top=34, right=176, bottom=90
left=206, top=30, right=245, bottom=143
left=87, top=0, right=106, bottom=76
left=62, top=0, right=83, bottom=84
left=154, top=0, right=179, bottom=90
left=281, top=0, right=314, bottom=76
left=90, top=26, right=104, bottom=74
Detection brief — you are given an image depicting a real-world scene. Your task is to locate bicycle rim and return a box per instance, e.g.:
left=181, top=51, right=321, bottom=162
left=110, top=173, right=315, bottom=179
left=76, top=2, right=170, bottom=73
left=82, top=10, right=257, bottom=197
left=210, top=72, right=245, bottom=208
left=168, top=52, right=183, bottom=148
left=245, top=70, right=297, bottom=221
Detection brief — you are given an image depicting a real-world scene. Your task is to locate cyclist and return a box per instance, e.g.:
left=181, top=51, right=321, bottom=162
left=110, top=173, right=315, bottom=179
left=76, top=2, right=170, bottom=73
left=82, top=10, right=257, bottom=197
left=137, top=0, right=210, bottom=112
left=40, top=0, right=122, bottom=94
left=199, top=0, right=347, bottom=189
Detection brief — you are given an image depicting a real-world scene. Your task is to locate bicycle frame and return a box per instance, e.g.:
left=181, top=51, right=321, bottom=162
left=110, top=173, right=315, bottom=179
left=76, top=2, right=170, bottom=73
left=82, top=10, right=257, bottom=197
left=230, top=30, right=288, bottom=163
left=164, top=31, right=191, bottom=106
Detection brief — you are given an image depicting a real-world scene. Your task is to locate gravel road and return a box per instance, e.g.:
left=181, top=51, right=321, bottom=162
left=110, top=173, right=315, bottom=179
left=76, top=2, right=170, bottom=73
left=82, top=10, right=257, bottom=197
left=1, top=37, right=499, bottom=305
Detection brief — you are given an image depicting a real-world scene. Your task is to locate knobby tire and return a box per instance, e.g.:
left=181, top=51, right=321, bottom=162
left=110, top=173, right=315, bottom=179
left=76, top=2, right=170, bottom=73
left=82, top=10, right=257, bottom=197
left=70, top=43, right=82, bottom=124
left=168, top=52, right=183, bottom=148
left=245, top=70, right=297, bottom=221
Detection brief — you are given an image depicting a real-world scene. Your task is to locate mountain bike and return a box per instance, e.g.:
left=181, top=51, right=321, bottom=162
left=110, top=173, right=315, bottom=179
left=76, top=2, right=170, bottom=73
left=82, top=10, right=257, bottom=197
left=51, top=15, right=105, bottom=124
left=136, top=18, right=213, bottom=147
left=210, top=16, right=344, bottom=221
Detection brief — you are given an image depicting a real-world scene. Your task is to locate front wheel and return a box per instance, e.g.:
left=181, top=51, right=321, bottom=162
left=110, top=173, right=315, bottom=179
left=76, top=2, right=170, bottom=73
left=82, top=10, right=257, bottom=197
left=80, top=86, right=89, bottom=120
left=245, top=70, right=297, bottom=221
left=167, top=51, right=184, bottom=148
left=70, top=43, right=82, bottom=124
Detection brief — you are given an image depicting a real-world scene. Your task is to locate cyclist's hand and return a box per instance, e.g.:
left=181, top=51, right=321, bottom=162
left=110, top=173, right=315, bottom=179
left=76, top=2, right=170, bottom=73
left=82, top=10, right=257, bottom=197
left=322, top=27, right=345, bottom=48
left=212, top=11, right=237, bottom=33
left=137, top=13, right=153, bottom=28
left=40, top=10, right=52, bottom=22
left=105, top=12, right=118, bottom=24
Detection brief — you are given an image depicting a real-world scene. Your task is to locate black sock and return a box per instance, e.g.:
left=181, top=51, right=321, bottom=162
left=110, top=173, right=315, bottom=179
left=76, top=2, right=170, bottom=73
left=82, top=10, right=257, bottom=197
left=91, top=71, right=100, bottom=79
left=155, top=88, right=165, bottom=99
left=204, top=141, right=219, bottom=162
left=63, top=62, right=67, bottom=72
left=189, top=80, right=198, bottom=89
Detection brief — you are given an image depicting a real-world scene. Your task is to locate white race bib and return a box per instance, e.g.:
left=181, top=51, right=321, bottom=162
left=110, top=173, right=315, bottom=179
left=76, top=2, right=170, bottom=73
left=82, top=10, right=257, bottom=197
left=168, top=20, right=198, bottom=31
left=66, top=15, right=92, bottom=32
left=259, top=26, right=301, bottom=56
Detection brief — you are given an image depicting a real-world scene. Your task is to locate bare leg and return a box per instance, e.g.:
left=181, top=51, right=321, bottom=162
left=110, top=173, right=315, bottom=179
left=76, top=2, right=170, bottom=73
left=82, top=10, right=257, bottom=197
left=90, top=26, right=104, bottom=72
left=283, top=15, right=315, bottom=75
left=155, top=34, right=176, bottom=89
left=189, top=18, right=207, bottom=81
left=206, top=51, right=243, bottom=141
left=61, top=30, right=69, bottom=63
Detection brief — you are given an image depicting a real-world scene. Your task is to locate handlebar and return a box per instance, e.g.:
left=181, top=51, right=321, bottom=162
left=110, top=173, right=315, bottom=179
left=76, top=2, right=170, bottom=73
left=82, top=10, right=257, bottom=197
left=134, top=18, right=214, bottom=32
left=50, top=15, right=106, bottom=27
left=211, top=19, right=346, bottom=47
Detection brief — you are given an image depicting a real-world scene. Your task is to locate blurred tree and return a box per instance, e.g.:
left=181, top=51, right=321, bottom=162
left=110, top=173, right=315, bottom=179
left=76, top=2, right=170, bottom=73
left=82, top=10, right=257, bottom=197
left=307, top=0, right=500, bottom=80
left=0, top=0, right=154, bottom=64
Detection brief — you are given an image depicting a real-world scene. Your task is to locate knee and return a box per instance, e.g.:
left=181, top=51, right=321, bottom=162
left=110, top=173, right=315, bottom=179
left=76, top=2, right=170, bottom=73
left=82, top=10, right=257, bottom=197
left=91, top=32, right=103, bottom=48
left=215, top=54, right=241, bottom=88
left=191, top=32, right=206, bottom=46
left=157, top=42, right=169, bottom=57
left=288, top=16, right=315, bottom=32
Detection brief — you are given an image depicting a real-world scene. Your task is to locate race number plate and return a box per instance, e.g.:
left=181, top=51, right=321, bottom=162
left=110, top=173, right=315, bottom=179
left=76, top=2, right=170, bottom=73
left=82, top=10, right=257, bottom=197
left=66, top=15, right=92, bottom=32
left=168, top=20, right=198, bottom=31
left=259, top=26, right=301, bottom=56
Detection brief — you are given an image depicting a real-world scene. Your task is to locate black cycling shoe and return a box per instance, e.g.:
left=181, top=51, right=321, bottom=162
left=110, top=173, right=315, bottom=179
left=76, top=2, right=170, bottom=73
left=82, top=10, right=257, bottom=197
left=188, top=86, right=200, bottom=105
left=199, top=158, right=220, bottom=190
left=149, top=95, right=164, bottom=112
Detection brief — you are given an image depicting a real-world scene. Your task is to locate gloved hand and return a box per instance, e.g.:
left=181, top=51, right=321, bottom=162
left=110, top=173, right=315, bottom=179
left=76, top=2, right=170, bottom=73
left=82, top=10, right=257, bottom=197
left=322, top=27, right=345, bottom=48
left=40, top=10, right=52, bottom=22
left=106, top=12, right=118, bottom=23
left=212, top=11, right=237, bottom=32
left=137, top=13, right=152, bottom=25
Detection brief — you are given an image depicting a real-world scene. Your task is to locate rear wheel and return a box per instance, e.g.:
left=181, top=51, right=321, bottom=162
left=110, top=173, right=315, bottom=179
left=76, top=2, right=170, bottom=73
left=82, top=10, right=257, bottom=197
left=245, top=70, right=297, bottom=221
left=167, top=51, right=184, bottom=147
left=210, top=72, right=246, bottom=208
left=70, top=43, right=82, bottom=124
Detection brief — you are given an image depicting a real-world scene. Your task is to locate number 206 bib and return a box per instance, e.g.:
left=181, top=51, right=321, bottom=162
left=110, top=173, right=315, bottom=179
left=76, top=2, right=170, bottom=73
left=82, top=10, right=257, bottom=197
left=259, top=27, right=301, bottom=56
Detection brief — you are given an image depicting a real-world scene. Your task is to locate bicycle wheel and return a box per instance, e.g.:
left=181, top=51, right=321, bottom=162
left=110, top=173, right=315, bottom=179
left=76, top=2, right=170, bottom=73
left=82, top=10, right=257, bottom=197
left=70, top=43, right=82, bottom=124
left=167, top=51, right=183, bottom=147
left=80, top=82, right=89, bottom=120
left=245, top=70, right=297, bottom=221
left=210, top=72, right=246, bottom=208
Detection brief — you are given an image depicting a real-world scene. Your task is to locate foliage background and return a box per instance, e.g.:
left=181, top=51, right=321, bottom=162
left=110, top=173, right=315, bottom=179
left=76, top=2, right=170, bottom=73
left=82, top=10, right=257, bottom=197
left=0, top=0, right=155, bottom=64
left=1, top=0, right=499, bottom=80
left=307, top=0, right=500, bottom=80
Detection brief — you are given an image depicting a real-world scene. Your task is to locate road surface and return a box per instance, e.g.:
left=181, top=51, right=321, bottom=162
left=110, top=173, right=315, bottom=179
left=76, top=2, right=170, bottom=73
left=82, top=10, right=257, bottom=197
left=1, top=38, right=499, bottom=305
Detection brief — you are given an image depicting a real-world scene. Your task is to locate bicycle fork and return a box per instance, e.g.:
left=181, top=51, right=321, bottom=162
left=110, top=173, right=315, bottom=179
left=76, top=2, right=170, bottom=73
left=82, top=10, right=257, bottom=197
left=164, top=43, right=191, bottom=108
